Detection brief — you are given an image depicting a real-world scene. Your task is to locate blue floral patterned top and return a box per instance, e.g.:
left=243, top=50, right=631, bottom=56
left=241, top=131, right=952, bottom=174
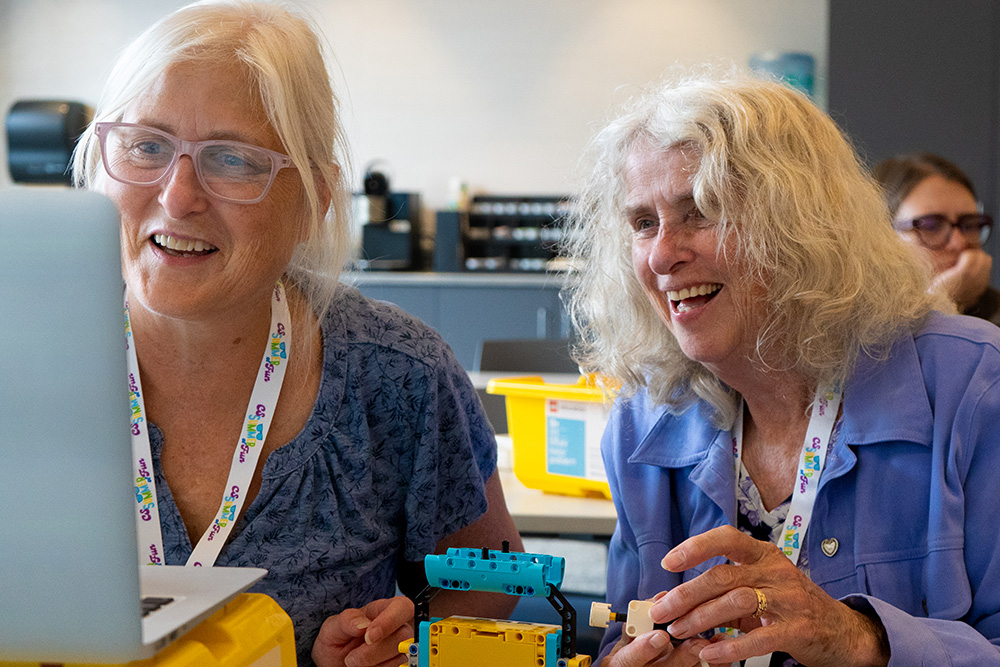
left=147, top=285, right=497, bottom=666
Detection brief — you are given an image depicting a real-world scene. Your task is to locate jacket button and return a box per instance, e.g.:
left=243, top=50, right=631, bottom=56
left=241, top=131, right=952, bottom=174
left=821, top=538, right=839, bottom=557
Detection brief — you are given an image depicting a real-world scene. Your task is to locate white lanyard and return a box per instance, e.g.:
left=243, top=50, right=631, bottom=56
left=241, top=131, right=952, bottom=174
left=126, top=280, right=291, bottom=567
left=732, top=384, right=841, bottom=667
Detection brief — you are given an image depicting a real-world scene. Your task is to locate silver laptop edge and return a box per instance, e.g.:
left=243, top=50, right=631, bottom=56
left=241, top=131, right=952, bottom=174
left=0, top=188, right=266, bottom=663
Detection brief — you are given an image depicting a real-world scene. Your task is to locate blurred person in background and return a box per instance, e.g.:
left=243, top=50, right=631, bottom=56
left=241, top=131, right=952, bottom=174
left=874, top=152, right=999, bottom=326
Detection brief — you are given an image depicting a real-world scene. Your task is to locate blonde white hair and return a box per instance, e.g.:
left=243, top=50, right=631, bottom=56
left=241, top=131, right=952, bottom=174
left=73, top=0, right=353, bottom=315
left=563, top=71, right=943, bottom=427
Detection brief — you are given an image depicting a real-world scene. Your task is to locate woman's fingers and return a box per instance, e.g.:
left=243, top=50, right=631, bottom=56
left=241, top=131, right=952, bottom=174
left=316, top=607, right=371, bottom=646
left=663, top=585, right=764, bottom=639
left=649, top=542, right=890, bottom=667
left=312, top=596, right=415, bottom=667
left=661, top=525, right=776, bottom=572
left=605, top=631, right=704, bottom=667
left=652, top=526, right=792, bottom=630
left=651, top=563, right=776, bottom=629
left=343, top=621, right=414, bottom=667
left=696, top=624, right=785, bottom=665
left=361, top=596, right=414, bottom=646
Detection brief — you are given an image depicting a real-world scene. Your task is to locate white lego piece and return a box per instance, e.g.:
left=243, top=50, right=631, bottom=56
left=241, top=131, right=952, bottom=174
left=589, top=601, right=613, bottom=628
left=625, top=599, right=654, bottom=637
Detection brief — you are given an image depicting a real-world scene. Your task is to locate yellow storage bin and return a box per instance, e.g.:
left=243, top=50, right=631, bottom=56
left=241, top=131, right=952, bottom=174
left=486, top=376, right=612, bottom=499
left=1, top=593, right=296, bottom=667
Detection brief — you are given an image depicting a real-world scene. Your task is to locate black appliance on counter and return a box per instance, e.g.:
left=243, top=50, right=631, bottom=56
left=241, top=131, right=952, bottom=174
left=354, top=166, right=422, bottom=270
left=6, top=100, right=92, bottom=185
left=434, top=194, right=570, bottom=272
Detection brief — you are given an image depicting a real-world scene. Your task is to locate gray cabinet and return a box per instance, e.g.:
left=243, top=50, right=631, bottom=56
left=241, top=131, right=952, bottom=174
left=346, top=272, right=569, bottom=369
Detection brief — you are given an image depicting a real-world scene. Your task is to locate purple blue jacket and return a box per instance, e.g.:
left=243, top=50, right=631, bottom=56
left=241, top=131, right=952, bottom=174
left=600, top=311, right=1000, bottom=666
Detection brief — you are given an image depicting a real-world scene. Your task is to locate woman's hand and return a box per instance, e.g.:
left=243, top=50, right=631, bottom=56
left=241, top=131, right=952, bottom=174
left=935, top=247, right=991, bottom=311
left=648, top=526, right=889, bottom=667
left=312, top=595, right=414, bottom=667
left=597, top=625, right=713, bottom=667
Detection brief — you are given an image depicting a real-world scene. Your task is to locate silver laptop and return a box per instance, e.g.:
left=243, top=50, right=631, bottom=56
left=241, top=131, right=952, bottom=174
left=0, top=188, right=267, bottom=663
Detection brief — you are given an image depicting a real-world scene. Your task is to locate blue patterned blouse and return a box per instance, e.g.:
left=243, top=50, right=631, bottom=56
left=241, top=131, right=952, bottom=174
left=147, top=285, right=497, bottom=666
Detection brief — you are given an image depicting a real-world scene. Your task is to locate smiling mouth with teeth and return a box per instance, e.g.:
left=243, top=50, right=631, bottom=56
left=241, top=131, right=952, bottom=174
left=666, top=283, right=722, bottom=313
left=152, top=234, right=218, bottom=258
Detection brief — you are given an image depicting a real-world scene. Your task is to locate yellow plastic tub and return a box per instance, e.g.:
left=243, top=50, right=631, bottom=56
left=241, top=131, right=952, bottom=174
left=0, top=593, right=296, bottom=667
left=486, top=375, right=612, bottom=499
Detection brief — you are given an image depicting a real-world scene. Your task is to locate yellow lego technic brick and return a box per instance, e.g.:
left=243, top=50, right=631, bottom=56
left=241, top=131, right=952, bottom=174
left=0, top=594, right=295, bottom=667
left=424, top=616, right=590, bottom=667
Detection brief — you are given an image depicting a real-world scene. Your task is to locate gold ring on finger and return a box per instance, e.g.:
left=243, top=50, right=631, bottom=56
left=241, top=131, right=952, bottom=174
left=751, top=587, right=768, bottom=619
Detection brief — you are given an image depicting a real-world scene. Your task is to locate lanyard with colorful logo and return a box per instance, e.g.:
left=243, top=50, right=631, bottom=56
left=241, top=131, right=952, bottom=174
left=126, top=280, right=290, bottom=567
left=731, top=384, right=842, bottom=667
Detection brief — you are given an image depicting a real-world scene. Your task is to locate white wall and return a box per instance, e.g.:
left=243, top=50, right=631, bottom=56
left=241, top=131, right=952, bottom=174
left=0, top=0, right=828, bottom=208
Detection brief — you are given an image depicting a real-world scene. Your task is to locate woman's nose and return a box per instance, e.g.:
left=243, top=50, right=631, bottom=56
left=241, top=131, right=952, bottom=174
left=647, top=225, right=693, bottom=275
left=157, top=155, right=210, bottom=217
left=944, top=223, right=974, bottom=250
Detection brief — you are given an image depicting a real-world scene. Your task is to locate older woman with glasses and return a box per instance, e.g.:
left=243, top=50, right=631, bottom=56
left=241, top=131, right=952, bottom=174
left=874, top=152, right=1000, bottom=326
left=73, top=2, right=521, bottom=666
left=564, top=72, right=1000, bottom=666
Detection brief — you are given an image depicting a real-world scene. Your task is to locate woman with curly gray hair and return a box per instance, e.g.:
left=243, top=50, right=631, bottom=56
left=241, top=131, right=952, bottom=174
left=565, top=72, right=1000, bottom=666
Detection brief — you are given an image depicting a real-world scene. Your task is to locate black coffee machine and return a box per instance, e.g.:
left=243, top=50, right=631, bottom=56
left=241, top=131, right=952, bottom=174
left=6, top=100, right=93, bottom=184
left=355, top=166, right=422, bottom=270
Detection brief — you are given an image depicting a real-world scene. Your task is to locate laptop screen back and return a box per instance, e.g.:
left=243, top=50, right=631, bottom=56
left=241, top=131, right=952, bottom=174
left=0, top=188, right=146, bottom=660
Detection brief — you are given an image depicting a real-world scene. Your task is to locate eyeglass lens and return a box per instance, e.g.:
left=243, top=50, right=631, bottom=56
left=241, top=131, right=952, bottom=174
left=907, top=213, right=992, bottom=248
left=102, top=125, right=278, bottom=202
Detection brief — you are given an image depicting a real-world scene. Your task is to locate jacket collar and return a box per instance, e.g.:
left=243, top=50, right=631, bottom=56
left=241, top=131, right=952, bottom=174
left=629, top=325, right=933, bottom=471
left=838, top=327, right=933, bottom=447
left=628, top=397, right=726, bottom=468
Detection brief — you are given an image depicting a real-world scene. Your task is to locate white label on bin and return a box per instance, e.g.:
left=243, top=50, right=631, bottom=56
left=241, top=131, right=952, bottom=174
left=544, top=399, right=609, bottom=482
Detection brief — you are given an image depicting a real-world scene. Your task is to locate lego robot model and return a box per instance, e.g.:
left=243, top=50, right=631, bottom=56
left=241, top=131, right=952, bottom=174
left=399, top=542, right=591, bottom=667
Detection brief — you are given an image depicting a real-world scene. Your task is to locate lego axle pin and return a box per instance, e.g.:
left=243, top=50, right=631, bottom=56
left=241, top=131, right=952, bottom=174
left=589, top=601, right=709, bottom=667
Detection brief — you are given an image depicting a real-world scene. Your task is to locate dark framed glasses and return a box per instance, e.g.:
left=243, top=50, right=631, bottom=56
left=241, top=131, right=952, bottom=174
left=893, top=212, right=992, bottom=250
left=95, top=122, right=294, bottom=204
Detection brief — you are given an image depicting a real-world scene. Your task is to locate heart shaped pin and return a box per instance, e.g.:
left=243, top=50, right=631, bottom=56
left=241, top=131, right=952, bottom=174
left=821, top=538, right=839, bottom=557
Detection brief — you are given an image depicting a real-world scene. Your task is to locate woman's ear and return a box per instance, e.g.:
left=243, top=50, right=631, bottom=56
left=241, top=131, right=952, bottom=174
left=297, top=163, right=336, bottom=245
left=317, top=162, right=337, bottom=214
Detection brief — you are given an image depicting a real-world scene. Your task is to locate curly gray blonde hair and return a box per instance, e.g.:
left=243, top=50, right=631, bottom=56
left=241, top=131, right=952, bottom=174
left=563, top=71, right=943, bottom=428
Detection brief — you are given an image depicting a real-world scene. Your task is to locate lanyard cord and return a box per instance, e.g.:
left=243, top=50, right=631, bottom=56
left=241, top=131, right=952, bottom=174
left=126, top=280, right=291, bottom=567
left=732, top=385, right=842, bottom=563
left=732, top=384, right=841, bottom=667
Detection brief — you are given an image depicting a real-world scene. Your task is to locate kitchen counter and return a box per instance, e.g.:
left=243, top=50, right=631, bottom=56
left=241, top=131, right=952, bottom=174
left=346, top=271, right=572, bottom=369
left=344, top=270, right=568, bottom=288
